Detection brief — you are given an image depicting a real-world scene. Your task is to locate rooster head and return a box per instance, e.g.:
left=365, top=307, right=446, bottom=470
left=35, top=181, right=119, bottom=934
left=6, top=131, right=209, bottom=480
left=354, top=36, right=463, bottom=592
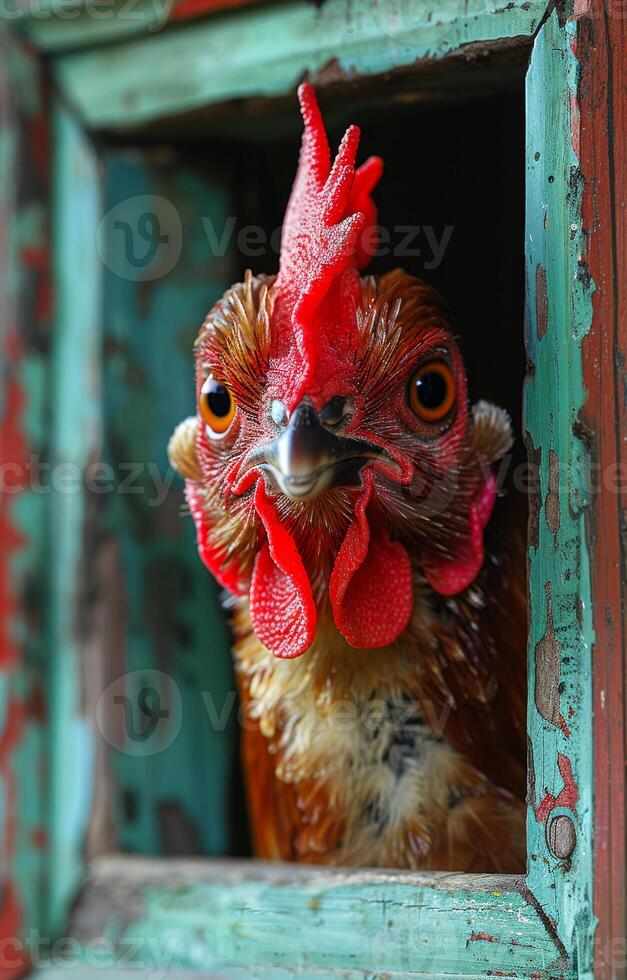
left=169, top=84, right=511, bottom=660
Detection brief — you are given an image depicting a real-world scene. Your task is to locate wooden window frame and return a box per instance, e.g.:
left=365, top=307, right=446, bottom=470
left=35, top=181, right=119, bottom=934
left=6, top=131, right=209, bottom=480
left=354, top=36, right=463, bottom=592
left=2, top=1, right=624, bottom=976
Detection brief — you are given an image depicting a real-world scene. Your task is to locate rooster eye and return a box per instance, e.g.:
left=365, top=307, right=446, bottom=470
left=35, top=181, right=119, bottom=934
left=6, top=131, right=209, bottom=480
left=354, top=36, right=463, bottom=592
left=199, top=376, right=236, bottom=437
left=408, top=360, right=456, bottom=423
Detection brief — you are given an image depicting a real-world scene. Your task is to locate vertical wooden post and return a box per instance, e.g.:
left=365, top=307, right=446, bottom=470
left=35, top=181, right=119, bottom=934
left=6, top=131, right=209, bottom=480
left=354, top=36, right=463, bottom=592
left=48, top=101, right=102, bottom=935
left=525, top=7, right=596, bottom=971
left=527, top=5, right=627, bottom=975
left=577, top=3, right=626, bottom=978
left=0, top=30, right=53, bottom=965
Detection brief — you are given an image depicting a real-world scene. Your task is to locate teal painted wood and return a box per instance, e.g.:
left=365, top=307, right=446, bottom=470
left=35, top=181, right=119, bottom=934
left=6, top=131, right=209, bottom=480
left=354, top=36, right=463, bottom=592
left=110, top=882, right=552, bottom=977
left=0, top=31, right=52, bottom=947
left=98, top=154, right=236, bottom=856
left=20, top=0, right=175, bottom=52
left=51, top=0, right=550, bottom=130
left=32, top=971, right=212, bottom=979
left=48, top=100, right=103, bottom=935
left=524, top=7, right=595, bottom=971
left=47, top=857, right=565, bottom=977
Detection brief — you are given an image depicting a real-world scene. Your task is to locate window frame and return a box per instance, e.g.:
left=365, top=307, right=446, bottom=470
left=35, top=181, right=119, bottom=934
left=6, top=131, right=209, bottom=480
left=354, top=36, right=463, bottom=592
left=2, top=1, right=624, bottom=976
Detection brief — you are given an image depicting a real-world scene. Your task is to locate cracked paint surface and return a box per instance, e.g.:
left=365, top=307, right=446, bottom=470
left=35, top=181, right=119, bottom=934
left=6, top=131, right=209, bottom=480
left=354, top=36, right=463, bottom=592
left=524, top=6, right=595, bottom=968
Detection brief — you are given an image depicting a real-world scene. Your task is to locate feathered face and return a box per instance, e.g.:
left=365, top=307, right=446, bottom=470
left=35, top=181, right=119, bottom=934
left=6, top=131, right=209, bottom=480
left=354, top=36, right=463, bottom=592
left=170, top=85, right=507, bottom=660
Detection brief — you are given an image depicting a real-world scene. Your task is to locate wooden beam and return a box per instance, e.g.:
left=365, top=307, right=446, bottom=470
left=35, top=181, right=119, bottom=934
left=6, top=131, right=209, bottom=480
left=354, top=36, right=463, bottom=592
left=39, top=855, right=566, bottom=976
left=0, top=29, right=54, bottom=957
left=20, top=0, right=178, bottom=52
left=49, top=0, right=550, bottom=130
left=20, top=0, right=264, bottom=53
left=48, top=99, right=103, bottom=935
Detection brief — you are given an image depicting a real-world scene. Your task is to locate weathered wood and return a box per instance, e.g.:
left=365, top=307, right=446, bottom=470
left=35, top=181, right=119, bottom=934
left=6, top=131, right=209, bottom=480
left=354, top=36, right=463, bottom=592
left=40, top=855, right=564, bottom=977
left=20, top=0, right=178, bottom=52
left=524, top=5, right=595, bottom=969
left=48, top=99, right=103, bottom=934
left=0, top=28, right=52, bottom=959
left=576, top=3, right=626, bottom=978
left=20, top=0, right=264, bottom=53
left=49, top=0, right=550, bottom=130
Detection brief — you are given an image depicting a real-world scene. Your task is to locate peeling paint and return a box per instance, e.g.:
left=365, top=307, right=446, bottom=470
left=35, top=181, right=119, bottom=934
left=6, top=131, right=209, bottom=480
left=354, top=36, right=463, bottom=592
left=534, top=754, right=579, bottom=823
left=524, top=432, right=541, bottom=552
left=0, top=374, right=27, bottom=671
left=58, top=856, right=563, bottom=974
left=49, top=0, right=550, bottom=130
left=1, top=33, right=52, bottom=951
left=535, top=265, right=548, bottom=340
left=524, top=7, right=595, bottom=965
left=534, top=582, right=570, bottom=737
left=544, top=449, right=560, bottom=536
left=547, top=813, right=576, bottom=861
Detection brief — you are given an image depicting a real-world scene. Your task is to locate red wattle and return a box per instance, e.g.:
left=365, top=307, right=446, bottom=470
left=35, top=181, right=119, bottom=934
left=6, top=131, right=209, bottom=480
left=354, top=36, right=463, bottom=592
left=423, top=475, right=497, bottom=596
left=329, top=472, right=413, bottom=648
left=250, top=480, right=317, bottom=659
left=186, top=482, right=247, bottom=595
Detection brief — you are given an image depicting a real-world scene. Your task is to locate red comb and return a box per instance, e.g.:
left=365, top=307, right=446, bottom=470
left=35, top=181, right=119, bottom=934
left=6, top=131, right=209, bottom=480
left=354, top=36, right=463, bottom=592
left=193, top=85, right=389, bottom=661
left=273, top=83, right=383, bottom=407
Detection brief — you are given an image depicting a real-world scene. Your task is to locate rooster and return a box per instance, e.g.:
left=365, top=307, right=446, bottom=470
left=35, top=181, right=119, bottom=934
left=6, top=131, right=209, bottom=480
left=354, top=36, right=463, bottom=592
left=169, top=84, right=527, bottom=872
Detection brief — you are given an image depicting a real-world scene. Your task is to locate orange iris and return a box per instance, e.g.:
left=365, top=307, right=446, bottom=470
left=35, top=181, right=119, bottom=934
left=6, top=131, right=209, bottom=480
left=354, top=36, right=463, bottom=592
left=199, top=376, right=236, bottom=435
left=408, top=360, right=456, bottom=422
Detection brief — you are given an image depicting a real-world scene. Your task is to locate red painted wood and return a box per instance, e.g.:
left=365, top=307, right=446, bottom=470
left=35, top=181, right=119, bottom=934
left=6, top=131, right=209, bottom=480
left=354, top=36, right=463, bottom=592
left=533, top=754, right=579, bottom=824
left=169, top=0, right=261, bottom=23
left=0, top=40, right=50, bottom=971
left=0, top=367, right=27, bottom=670
left=0, top=65, right=27, bottom=975
left=578, top=4, right=626, bottom=978
left=0, top=884, right=29, bottom=979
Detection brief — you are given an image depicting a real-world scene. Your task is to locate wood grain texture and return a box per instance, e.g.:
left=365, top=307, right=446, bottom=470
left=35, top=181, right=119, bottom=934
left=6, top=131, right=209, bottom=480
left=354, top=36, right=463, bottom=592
left=21, top=0, right=178, bottom=53
left=576, top=3, right=626, bottom=978
left=0, top=29, right=53, bottom=960
left=21, top=0, right=264, bottom=53
left=524, top=5, right=596, bottom=971
left=48, top=98, right=104, bottom=935
left=49, top=0, right=550, bottom=130
left=52, top=855, right=565, bottom=977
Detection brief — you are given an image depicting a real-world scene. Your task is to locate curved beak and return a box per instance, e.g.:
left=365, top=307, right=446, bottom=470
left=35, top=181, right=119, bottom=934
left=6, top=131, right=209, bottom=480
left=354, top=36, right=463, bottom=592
left=247, top=401, right=382, bottom=500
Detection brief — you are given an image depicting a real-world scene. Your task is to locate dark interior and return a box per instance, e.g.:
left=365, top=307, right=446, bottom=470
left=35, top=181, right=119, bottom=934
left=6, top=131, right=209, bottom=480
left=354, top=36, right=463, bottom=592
left=228, top=92, right=526, bottom=439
